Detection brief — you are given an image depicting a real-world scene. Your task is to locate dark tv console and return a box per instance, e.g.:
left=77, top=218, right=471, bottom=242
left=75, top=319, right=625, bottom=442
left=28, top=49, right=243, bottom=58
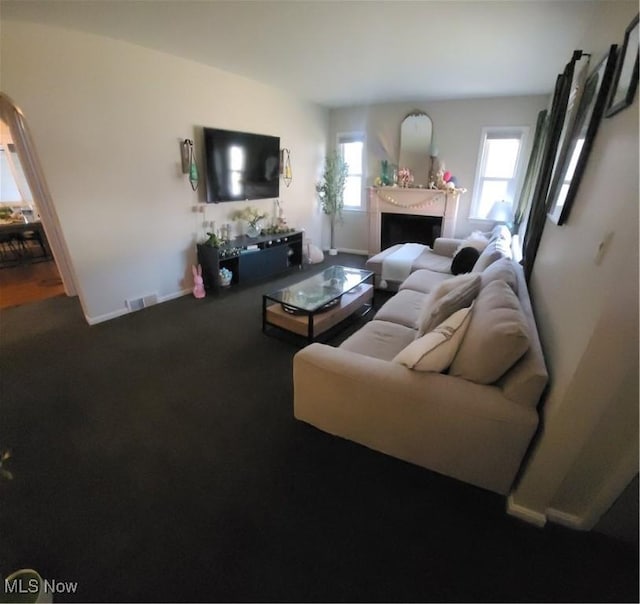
left=197, top=230, right=303, bottom=290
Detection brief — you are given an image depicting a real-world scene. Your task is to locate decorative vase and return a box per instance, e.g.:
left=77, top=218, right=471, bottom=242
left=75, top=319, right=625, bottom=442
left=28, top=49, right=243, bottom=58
left=247, top=223, right=261, bottom=238
left=380, top=160, right=391, bottom=186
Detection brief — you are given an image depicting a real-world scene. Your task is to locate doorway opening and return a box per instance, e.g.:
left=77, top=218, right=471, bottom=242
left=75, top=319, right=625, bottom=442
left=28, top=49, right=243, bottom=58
left=0, top=93, right=77, bottom=310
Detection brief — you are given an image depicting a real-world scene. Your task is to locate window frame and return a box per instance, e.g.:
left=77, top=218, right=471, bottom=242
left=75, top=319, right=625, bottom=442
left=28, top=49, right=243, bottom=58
left=469, top=126, right=529, bottom=221
left=337, top=132, right=366, bottom=212
left=1, top=142, right=32, bottom=204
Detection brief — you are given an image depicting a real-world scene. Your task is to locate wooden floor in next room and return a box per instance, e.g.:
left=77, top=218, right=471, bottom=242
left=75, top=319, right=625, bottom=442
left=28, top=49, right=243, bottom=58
left=0, top=259, right=66, bottom=310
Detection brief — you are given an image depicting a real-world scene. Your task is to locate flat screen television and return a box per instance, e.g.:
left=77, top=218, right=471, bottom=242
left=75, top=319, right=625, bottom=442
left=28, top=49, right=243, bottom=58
left=203, top=127, right=280, bottom=203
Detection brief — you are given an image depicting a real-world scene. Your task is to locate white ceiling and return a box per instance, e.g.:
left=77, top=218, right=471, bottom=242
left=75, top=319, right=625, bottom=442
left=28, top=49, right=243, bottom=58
left=0, top=0, right=615, bottom=107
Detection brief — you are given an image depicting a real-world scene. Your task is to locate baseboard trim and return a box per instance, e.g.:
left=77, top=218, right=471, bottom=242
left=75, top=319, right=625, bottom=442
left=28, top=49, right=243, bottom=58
left=86, top=289, right=190, bottom=325
left=506, top=495, right=547, bottom=527
left=546, top=508, right=586, bottom=530
left=160, top=288, right=190, bottom=303
left=86, top=307, right=130, bottom=325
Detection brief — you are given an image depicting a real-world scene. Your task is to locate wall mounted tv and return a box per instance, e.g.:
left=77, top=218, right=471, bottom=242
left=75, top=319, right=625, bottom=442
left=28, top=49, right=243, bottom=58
left=203, top=127, right=280, bottom=203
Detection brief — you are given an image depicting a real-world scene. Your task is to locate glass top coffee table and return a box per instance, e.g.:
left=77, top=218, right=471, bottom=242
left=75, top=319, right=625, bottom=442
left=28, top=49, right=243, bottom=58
left=262, top=265, right=374, bottom=342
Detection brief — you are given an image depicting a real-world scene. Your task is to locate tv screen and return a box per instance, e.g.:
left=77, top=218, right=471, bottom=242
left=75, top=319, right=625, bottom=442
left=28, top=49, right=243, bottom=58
left=203, top=127, right=280, bottom=203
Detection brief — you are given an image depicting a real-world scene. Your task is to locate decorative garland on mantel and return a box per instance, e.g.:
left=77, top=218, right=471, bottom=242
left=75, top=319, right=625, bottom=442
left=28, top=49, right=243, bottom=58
left=375, top=188, right=446, bottom=209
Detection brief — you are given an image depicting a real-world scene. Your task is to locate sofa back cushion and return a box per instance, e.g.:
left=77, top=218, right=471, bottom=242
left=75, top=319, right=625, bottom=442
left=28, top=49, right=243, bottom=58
left=455, top=231, right=490, bottom=254
left=489, top=224, right=512, bottom=242
left=480, top=257, right=519, bottom=293
left=497, top=265, right=549, bottom=407
left=449, top=280, right=529, bottom=384
left=417, top=273, right=481, bottom=336
left=472, top=238, right=512, bottom=273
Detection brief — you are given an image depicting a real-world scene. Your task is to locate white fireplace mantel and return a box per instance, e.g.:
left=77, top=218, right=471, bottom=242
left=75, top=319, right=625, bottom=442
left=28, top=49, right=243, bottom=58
left=367, top=186, right=461, bottom=255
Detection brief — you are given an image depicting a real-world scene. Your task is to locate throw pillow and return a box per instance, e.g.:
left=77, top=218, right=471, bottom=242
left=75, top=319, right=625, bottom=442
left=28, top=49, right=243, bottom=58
left=451, top=247, right=480, bottom=275
left=430, top=272, right=480, bottom=303
left=417, top=273, right=481, bottom=336
left=449, top=280, right=530, bottom=384
left=394, top=306, right=472, bottom=371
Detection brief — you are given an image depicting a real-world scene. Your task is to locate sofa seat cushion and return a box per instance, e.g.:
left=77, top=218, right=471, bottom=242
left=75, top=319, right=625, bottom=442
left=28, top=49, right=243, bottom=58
left=399, top=269, right=451, bottom=294
left=339, top=320, right=417, bottom=361
left=374, top=288, right=427, bottom=329
left=393, top=306, right=472, bottom=372
left=449, top=280, right=530, bottom=384
left=411, top=249, right=454, bottom=274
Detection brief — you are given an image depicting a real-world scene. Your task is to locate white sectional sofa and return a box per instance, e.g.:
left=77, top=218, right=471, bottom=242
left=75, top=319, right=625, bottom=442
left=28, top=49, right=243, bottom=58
left=293, top=229, right=548, bottom=495
left=366, top=225, right=513, bottom=291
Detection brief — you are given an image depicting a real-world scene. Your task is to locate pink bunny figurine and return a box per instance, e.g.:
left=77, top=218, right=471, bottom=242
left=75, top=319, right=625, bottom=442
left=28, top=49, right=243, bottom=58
left=192, top=264, right=206, bottom=299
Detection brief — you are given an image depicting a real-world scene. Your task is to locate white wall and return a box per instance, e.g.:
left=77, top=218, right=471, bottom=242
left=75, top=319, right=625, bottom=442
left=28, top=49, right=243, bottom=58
left=327, top=96, right=546, bottom=251
left=510, top=2, right=639, bottom=528
left=1, top=20, right=328, bottom=323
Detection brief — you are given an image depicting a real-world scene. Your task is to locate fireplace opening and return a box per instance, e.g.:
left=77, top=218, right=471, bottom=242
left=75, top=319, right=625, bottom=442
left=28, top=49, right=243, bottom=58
left=381, top=213, right=442, bottom=250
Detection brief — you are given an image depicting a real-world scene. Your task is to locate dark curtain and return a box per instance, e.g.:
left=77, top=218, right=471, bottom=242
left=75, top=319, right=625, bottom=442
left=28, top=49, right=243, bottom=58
left=512, top=109, right=548, bottom=231
left=521, top=51, right=584, bottom=282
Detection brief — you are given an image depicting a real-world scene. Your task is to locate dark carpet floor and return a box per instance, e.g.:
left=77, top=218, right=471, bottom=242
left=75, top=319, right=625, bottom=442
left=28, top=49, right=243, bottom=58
left=0, top=253, right=637, bottom=603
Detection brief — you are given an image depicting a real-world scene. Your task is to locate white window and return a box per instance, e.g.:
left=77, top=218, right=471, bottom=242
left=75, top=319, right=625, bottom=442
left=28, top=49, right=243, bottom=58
left=1, top=143, right=32, bottom=203
left=338, top=134, right=365, bottom=209
left=470, top=127, right=528, bottom=220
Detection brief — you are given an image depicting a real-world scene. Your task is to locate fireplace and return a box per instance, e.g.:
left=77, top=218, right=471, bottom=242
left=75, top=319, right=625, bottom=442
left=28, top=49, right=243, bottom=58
left=368, top=187, right=461, bottom=255
left=381, top=213, right=442, bottom=250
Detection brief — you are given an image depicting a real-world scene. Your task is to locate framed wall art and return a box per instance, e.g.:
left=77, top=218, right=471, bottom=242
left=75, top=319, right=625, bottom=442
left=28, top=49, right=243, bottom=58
left=606, top=13, right=639, bottom=117
left=545, top=52, right=591, bottom=224
left=547, top=45, right=618, bottom=225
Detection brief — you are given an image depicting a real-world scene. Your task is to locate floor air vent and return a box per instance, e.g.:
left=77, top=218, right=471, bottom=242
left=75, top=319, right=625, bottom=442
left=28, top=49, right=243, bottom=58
left=126, top=293, right=158, bottom=312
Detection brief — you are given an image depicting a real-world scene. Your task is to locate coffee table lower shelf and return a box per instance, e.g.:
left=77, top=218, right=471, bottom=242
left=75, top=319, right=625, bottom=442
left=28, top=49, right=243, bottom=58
left=263, top=284, right=374, bottom=342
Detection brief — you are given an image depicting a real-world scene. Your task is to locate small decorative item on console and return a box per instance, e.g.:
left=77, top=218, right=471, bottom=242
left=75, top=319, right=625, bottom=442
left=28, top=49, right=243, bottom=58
left=397, top=167, right=414, bottom=188
left=219, top=267, right=232, bottom=287
left=230, top=206, right=268, bottom=237
left=263, top=198, right=294, bottom=235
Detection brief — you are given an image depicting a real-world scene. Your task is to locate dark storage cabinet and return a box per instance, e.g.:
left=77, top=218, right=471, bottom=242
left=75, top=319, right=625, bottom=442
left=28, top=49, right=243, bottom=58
left=197, top=230, right=303, bottom=291
left=197, top=244, right=222, bottom=290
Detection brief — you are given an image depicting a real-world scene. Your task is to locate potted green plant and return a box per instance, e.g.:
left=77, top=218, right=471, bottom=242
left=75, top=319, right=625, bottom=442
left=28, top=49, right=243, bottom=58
left=316, top=151, right=348, bottom=256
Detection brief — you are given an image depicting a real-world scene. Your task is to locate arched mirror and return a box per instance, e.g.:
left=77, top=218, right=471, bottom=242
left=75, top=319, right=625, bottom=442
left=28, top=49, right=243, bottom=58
left=398, top=111, right=433, bottom=187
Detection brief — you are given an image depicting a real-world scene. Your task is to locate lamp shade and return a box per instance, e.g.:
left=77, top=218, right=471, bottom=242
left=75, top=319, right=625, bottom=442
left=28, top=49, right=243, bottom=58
left=487, top=200, right=513, bottom=223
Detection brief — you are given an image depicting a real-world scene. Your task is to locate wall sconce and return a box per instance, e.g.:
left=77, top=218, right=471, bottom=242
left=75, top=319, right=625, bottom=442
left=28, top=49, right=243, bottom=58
left=280, top=148, right=292, bottom=187
left=181, top=139, right=199, bottom=191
